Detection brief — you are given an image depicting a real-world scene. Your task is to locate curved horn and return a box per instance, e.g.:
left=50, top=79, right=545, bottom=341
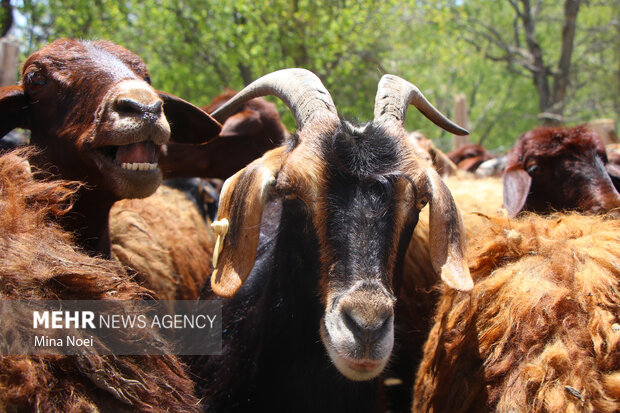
left=374, top=74, right=468, bottom=136
left=211, top=68, right=338, bottom=130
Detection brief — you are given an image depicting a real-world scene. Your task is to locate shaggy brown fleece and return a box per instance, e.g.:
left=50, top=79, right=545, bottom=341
left=110, top=185, right=215, bottom=300
left=0, top=150, right=201, bottom=412
left=413, top=213, right=620, bottom=413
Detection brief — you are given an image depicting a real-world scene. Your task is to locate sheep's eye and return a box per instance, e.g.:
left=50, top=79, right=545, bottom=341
left=526, top=164, right=539, bottom=175
left=26, top=72, right=47, bottom=88
left=416, top=196, right=429, bottom=210
left=144, top=75, right=152, bottom=85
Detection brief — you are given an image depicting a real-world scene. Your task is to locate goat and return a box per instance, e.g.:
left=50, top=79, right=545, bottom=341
left=413, top=212, right=620, bottom=412
left=0, top=149, right=201, bottom=412
left=191, top=68, right=472, bottom=412
left=159, top=89, right=287, bottom=180
left=0, top=38, right=221, bottom=256
left=503, top=124, right=620, bottom=217
left=447, top=143, right=494, bottom=173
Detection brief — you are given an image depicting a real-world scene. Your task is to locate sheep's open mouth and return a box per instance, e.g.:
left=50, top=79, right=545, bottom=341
left=96, top=140, right=160, bottom=172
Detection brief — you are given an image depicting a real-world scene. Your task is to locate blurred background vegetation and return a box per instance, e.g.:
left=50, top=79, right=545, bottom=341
left=2, top=0, right=619, bottom=151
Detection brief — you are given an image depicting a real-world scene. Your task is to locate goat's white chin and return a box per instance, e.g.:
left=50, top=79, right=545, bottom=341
left=319, top=322, right=390, bottom=381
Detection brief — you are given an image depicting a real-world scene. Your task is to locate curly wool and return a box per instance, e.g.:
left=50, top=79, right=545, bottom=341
left=110, top=184, right=215, bottom=300
left=0, top=149, right=201, bottom=413
left=413, top=213, right=620, bottom=413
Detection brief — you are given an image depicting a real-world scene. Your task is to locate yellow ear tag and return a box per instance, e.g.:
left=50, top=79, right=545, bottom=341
left=211, top=218, right=229, bottom=268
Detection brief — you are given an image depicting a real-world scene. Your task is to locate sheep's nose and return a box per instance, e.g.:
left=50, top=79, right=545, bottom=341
left=341, top=304, right=392, bottom=345
left=115, top=98, right=163, bottom=117
left=111, top=81, right=164, bottom=122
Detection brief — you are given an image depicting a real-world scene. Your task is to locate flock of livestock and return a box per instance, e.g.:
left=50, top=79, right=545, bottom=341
left=0, top=38, right=618, bottom=412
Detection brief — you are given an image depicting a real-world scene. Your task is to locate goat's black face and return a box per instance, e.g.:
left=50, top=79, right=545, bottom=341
left=211, top=71, right=472, bottom=382
left=276, top=122, right=422, bottom=380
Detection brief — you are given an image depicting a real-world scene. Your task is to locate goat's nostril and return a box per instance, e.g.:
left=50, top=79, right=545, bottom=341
left=114, top=98, right=163, bottom=117
left=342, top=309, right=391, bottom=345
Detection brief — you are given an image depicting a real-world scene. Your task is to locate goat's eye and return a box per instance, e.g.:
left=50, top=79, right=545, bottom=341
left=276, top=185, right=297, bottom=201
left=526, top=164, right=539, bottom=175
left=281, top=189, right=297, bottom=201
left=416, top=196, right=429, bottom=210
left=26, top=72, right=47, bottom=89
left=144, top=75, right=152, bottom=84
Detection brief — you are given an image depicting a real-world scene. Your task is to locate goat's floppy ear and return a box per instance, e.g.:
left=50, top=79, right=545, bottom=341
left=503, top=166, right=531, bottom=218
left=426, top=169, right=473, bottom=291
left=157, top=91, right=221, bottom=144
left=0, top=86, right=30, bottom=138
left=210, top=146, right=286, bottom=298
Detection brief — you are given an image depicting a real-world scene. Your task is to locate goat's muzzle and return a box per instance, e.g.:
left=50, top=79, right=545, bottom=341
left=320, top=282, right=395, bottom=381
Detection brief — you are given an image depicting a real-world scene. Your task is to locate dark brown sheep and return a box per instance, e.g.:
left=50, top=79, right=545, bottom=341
left=447, top=143, right=494, bottom=173
left=0, top=38, right=220, bottom=255
left=503, top=124, right=620, bottom=217
left=159, top=88, right=287, bottom=180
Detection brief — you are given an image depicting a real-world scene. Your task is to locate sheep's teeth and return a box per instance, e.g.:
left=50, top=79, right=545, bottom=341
left=120, top=162, right=158, bottom=171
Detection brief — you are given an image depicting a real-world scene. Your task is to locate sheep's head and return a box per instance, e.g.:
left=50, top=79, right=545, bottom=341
left=209, top=69, right=472, bottom=381
left=503, top=125, right=620, bottom=217
left=0, top=39, right=220, bottom=200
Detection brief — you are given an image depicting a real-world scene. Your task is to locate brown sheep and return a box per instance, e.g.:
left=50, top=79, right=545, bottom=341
left=109, top=184, right=215, bottom=300
left=0, top=38, right=220, bottom=256
left=0, top=150, right=201, bottom=412
left=408, top=131, right=458, bottom=177
left=447, top=143, right=494, bottom=173
left=607, top=143, right=620, bottom=191
left=159, top=88, right=287, bottom=180
left=413, top=213, right=620, bottom=412
left=503, top=124, right=620, bottom=217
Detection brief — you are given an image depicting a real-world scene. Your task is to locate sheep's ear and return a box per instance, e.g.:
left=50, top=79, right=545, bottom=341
left=219, top=109, right=262, bottom=137
left=426, top=169, right=473, bottom=291
left=503, top=166, right=531, bottom=218
left=0, top=86, right=30, bottom=138
left=157, top=91, right=221, bottom=144
left=606, top=163, right=620, bottom=187
left=210, top=147, right=286, bottom=298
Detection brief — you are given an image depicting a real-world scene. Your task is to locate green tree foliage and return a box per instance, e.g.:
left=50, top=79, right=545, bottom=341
left=1, top=0, right=12, bottom=37
left=13, top=0, right=620, bottom=151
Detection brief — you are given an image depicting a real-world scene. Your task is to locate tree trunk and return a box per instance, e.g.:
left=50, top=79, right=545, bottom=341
left=520, top=0, right=551, bottom=115
left=1, top=0, right=12, bottom=38
left=549, top=0, right=581, bottom=120
left=519, top=0, right=581, bottom=126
